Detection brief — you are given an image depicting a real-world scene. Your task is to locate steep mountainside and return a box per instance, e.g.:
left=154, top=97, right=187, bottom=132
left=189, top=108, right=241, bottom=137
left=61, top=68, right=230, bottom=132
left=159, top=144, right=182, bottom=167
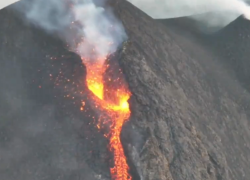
left=160, top=15, right=250, bottom=92
left=204, top=16, right=250, bottom=91
left=114, top=1, right=250, bottom=180
left=0, top=1, right=250, bottom=180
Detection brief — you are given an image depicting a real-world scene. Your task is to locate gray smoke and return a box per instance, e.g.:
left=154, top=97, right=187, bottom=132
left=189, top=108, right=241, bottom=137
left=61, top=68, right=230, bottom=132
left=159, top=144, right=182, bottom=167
left=127, top=0, right=250, bottom=31
left=14, top=0, right=127, bottom=62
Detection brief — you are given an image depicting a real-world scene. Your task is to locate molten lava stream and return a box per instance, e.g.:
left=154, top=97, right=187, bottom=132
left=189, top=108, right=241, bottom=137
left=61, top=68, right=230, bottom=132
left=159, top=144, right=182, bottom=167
left=83, top=59, right=132, bottom=180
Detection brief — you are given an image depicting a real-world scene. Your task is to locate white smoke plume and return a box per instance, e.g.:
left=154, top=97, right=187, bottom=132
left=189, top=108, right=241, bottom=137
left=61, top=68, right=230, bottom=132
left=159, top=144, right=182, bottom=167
left=14, top=0, right=127, bottom=60
left=73, top=1, right=127, bottom=59
left=127, top=0, right=250, bottom=30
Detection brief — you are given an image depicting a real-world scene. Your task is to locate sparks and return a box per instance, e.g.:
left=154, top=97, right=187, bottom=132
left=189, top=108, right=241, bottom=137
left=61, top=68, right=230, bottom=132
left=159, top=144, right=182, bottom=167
left=82, top=57, right=132, bottom=180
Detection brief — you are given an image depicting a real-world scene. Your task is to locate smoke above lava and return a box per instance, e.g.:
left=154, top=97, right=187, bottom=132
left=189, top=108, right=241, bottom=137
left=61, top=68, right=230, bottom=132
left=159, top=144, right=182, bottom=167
left=14, top=0, right=127, bottom=60
left=13, top=1, right=132, bottom=179
left=127, top=0, right=250, bottom=31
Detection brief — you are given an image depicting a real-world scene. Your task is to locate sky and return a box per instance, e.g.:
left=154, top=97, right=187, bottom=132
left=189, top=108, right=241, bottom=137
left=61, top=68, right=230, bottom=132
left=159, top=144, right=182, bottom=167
left=0, top=0, right=19, bottom=10
left=127, top=0, right=250, bottom=19
left=127, top=0, right=250, bottom=31
left=2, top=0, right=250, bottom=31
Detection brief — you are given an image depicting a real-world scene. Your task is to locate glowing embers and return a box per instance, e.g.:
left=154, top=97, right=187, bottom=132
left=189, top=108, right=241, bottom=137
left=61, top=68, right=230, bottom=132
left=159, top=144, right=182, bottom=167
left=82, top=57, right=132, bottom=180
left=86, top=62, right=105, bottom=99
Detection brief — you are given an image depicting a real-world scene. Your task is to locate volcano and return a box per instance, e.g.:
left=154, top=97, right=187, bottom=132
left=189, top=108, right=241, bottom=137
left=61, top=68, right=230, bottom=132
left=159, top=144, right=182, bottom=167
left=159, top=14, right=250, bottom=93
left=1, top=0, right=250, bottom=180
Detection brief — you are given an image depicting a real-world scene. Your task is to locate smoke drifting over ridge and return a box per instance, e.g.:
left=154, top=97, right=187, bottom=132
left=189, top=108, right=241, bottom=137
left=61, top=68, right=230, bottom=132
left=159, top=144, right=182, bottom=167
left=127, top=0, right=250, bottom=31
left=14, top=0, right=127, bottom=60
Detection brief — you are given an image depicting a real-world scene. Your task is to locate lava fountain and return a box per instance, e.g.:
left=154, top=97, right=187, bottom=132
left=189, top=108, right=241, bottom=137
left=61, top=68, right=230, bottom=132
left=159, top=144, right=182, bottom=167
left=72, top=2, right=131, bottom=179
left=15, top=0, right=131, bottom=178
left=81, top=56, right=132, bottom=180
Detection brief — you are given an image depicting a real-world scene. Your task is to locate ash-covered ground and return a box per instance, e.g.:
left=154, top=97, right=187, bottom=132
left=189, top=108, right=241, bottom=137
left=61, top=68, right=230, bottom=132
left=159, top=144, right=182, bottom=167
left=1, top=0, right=250, bottom=180
left=0, top=7, right=112, bottom=180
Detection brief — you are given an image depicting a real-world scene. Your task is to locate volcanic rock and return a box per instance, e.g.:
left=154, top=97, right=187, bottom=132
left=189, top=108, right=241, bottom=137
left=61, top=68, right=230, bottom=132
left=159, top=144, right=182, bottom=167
left=160, top=15, right=250, bottom=93
left=113, top=1, right=250, bottom=180
left=202, top=16, right=250, bottom=92
left=0, top=1, right=250, bottom=180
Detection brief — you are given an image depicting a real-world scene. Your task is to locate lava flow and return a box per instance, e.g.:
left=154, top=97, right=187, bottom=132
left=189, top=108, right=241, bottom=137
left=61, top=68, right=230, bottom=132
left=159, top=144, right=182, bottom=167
left=82, top=57, right=132, bottom=180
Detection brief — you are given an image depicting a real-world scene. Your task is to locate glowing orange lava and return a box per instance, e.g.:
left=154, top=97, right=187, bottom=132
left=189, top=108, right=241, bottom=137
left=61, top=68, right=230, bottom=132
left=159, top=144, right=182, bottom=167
left=82, top=58, right=132, bottom=180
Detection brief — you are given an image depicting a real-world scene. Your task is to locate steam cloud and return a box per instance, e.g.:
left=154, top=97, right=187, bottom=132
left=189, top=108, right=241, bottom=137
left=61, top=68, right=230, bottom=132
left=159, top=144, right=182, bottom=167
left=127, top=0, right=250, bottom=31
left=14, top=0, right=127, bottom=60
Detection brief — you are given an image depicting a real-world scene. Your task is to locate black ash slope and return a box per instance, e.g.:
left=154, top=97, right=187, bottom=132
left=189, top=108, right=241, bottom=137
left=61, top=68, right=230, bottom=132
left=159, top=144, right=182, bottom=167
left=204, top=16, right=250, bottom=91
left=160, top=15, right=250, bottom=92
left=0, top=7, right=112, bottom=180
left=113, top=1, right=250, bottom=180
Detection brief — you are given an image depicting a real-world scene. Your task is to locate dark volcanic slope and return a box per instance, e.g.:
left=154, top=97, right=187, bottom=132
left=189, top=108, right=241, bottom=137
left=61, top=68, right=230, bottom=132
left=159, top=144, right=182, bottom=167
left=157, top=15, right=217, bottom=34
left=204, top=16, right=250, bottom=91
left=113, top=1, right=250, bottom=180
left=0, top=7, right=109, bottom=180
left=160, top=15, right=250, bottom=92
left=1, top=1, right=250, bottom=180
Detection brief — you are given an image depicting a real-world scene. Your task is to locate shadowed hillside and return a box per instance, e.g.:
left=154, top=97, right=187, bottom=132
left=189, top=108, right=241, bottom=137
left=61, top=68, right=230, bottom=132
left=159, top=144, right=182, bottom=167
left=159, top=15, right=250, bottom=92
left=205, top=16, right=250, bottom=91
